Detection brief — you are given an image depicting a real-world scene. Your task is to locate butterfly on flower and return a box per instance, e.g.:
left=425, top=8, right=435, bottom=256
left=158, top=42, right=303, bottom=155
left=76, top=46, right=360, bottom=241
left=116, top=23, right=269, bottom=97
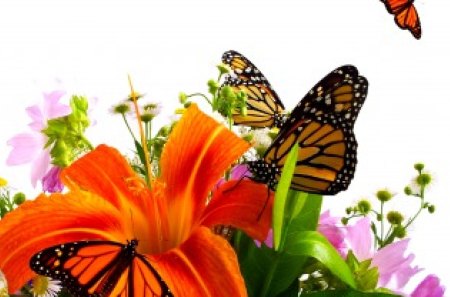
left=222, top=50, right=368, bottom=195
left=30, top=239, right=173, bottom=297
left=381, top=0, right=421, bottom=39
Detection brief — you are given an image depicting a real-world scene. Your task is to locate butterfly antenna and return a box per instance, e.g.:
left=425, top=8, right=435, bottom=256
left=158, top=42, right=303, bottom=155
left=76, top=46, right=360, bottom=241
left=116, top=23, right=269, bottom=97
left=128, top=74, right=153, bottom=188
left=257, top=186, right=272, bottom=221
left=222, top=167, right=250, bottom=194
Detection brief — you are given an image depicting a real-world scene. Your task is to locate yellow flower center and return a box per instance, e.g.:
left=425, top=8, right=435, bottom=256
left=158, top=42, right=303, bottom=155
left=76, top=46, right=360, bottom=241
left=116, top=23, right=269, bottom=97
left=0, top=178, right=8, bottom=188
left=32, top=275, right=49, bottom=296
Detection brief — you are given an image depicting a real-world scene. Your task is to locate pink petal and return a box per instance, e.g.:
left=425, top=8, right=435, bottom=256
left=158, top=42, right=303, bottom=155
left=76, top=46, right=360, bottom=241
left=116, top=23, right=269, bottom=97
left=345, top=217, right=374, bottom=260
left=255, top=228, right=273, bottom=248
left=26, top=105, right=45, bottom=131
left=30, top=149, right=51, bottom=187
left=411, top=274, right=446, bottom=297
left=43, top=90, right=71, bottom=119
left=6, top=133, right=43, bottom=165
left=373, top=239, right=421, bottom=289
left=318, top=211, right=346, bottom=256
left=42, top=166, right=64, bottom=193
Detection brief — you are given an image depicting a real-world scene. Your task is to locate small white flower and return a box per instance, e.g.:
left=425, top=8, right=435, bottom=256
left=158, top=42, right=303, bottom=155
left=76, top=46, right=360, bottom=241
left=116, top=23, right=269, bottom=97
left=252, top=128, right=273, bottom=149
left=30, top=276, right=61, bottom=297
left=0, top=271, right=7, bottom=297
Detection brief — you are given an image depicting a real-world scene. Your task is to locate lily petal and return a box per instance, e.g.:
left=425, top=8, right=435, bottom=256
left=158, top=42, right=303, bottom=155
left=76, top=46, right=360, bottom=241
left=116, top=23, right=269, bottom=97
left=152, top=226, right=247, bottom=297
left=62, top=145, right=142, bottom=211
left=201, top=180, right=273, bottom=241
left=0, top=192, right=124, bottom=293
left=161, top=104, right=250, bottom=223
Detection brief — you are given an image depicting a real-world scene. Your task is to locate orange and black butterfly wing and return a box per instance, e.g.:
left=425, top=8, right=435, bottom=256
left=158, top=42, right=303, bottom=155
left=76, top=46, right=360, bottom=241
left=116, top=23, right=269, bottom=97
left=224, top=77, right=286, bottom=128
left=296, top=65, right=368, bottom=126
left=382, top=0, right=421, bottom=39
left=222, top=50, right=285, bottom=128
left=262, top=113, right=357, bottom=194
left=30, top=240, right=172, bottom=297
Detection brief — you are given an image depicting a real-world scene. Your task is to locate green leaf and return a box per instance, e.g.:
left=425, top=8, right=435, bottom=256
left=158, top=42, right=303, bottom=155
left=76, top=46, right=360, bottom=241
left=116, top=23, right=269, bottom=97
left=237, top=192, right=324, bottom=297
left=236, top=233, right=308, bottom=297
left=273, top=144, right=299, bottom=250
left=284, top=231, right=356, bottom=288
left=300, top=290, right=399, bottom=297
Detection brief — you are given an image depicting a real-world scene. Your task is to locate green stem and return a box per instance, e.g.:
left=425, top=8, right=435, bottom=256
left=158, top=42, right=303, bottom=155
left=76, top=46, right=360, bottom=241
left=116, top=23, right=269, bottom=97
left=380, top=201, right=385, bottom=248
left=259, top=254, right=281, bottom=297
left=121, top=114, right=138, bottom=143
left=187, top=93, right=212, bottom=106
left=404, top=185, right=426, bottom=230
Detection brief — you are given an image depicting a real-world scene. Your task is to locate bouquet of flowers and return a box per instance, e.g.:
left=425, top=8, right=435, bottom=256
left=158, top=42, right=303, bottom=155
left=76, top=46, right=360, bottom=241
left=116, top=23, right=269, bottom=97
left=0, top=51, right=445, bottom=297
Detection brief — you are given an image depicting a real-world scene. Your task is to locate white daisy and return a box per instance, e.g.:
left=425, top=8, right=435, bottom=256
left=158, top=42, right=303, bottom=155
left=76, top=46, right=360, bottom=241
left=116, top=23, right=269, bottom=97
left=30, top=276, right=61, bottom=297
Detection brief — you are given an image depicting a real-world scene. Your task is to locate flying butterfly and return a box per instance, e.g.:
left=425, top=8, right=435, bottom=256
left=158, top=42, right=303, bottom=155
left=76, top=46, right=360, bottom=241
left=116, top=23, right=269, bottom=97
left=30, top=239, right=173, bottom=297
left=381, top=0, right=421, bottom=39
left=246, top=65, right=368, bottom=194
left=222, top=50, right=367, bottom=129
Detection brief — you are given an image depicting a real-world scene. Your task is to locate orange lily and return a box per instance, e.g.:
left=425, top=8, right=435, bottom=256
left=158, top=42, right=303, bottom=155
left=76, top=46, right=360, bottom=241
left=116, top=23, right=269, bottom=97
left=0, top=104, right=273, bottom=296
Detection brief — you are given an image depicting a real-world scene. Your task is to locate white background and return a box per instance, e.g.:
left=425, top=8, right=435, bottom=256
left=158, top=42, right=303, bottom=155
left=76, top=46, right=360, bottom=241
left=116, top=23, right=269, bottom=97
left=0, top=0, right=448, bottom=293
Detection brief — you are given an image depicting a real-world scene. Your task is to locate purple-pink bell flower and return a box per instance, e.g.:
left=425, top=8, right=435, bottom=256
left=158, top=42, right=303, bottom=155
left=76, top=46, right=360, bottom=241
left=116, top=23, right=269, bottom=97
left=411, top=274, right=445, bottom=297
left=6, top=90, right=71, bottom=187
left=41, top=166, right=64, bottom=193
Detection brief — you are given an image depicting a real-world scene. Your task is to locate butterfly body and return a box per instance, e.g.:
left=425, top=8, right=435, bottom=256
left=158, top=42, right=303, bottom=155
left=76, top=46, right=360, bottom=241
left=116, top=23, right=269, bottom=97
left=30, top=239, right=173, bottom=297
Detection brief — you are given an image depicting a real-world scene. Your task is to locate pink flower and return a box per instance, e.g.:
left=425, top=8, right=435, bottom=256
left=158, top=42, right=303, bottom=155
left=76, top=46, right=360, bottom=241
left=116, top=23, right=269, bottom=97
left=41, top=166, right=64, bottom=193
left=6, top=90, right=71, bottom=187
left=411, top=274, right=445, bottom=297
left=317, top=210, right=347, bottom=257
left=255, top=228, right=273, bottom=248
left=345, top=217, right=421, bottom=291
left=216, top=164, right=252, bottom=188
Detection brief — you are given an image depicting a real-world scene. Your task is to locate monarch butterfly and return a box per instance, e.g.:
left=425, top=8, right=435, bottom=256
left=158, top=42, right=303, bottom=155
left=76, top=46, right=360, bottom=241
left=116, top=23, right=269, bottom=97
left=248, top=113, right=358, bottom=194
left=222, top=50, right=286, bottom=128
left=30, top=239, right=173, bottom=297
left=381, top=0, right=421, bottom=39
left=245, top=64, right=368, bottom=194
left=222, top=50, right=367, bottom=129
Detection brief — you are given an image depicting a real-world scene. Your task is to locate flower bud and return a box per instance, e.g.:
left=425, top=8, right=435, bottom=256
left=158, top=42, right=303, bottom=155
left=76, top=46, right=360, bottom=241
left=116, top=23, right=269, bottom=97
left=376, top=214, right=383, bottom=221
left=140, top=113, right=155, bottom=123
left=217, top=63, right=230, bottom=75
left=13, top=192, right=26, bottom=205
left=345, top=207, right=353, bottom=215
left=416, top=173, right=432, bottom=187
left=387, top=211, right=404, bottom=225
left=404, top=186, right=412, bottom=195
left=341, top=217, right=349, bottom=225
left=414, top=163, right=425, bottom=171
left=376, top=189, right=393, bottom=202
left=179, top=92, right=188, bottom=104
left=207, top=79, right=219, bottom=94
left=240, top=106, right=248, bottom=116
left=428, top=205, right=435, bottom=214
left=394, top=225, right=407, bottom=238
left=357, top=199, right=372, bottom=214
left=111, top=102, right=131, bottom=115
